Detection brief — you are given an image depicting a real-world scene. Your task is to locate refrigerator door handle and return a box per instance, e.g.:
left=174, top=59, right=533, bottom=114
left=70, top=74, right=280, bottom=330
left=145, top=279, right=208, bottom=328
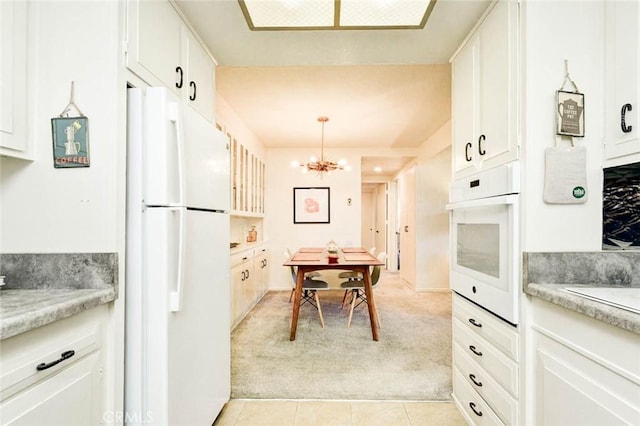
left=169, top=207, right=186, bottom=312
left=168, top=102, right=186, bottom=206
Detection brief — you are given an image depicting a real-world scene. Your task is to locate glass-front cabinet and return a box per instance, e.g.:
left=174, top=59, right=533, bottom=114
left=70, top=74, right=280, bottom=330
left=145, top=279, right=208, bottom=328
left=229, top=133, right=265, bottom=216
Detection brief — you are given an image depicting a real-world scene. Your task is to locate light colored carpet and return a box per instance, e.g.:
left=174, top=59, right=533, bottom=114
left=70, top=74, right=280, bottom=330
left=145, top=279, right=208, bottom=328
left=231, top=271, right=453, bottom=401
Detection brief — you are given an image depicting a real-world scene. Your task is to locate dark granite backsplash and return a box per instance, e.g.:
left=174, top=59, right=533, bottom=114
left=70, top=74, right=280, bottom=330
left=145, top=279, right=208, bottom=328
left=0, top=253, right=118, bottom=290
left=524, top=251, right=640, bottom=287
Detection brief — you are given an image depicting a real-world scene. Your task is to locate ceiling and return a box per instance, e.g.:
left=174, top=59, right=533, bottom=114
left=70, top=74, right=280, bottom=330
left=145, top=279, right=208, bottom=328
left=174, top=0, right=492, bottom=178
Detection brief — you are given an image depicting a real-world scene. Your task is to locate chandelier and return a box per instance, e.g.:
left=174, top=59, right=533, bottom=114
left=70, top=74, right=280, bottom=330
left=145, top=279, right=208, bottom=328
left=292, top=116, right=350, bottom=175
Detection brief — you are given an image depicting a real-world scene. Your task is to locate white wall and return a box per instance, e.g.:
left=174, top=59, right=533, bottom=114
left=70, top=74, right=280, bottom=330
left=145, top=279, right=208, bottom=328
left=266, top=147, right=362, bottom=289
left=415, top=121, right=451, bottom=291
left=1, top=1, right=122, bottom=254
left=520, top=0, right=605, bottom=252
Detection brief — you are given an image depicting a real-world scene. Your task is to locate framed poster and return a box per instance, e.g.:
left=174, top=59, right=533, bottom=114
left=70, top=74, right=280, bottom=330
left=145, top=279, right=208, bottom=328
left=556, top=90, right=585, bottom=137
left=293, top=187, right=330, bottom=224
left=51, top=116, right=90, bottom=168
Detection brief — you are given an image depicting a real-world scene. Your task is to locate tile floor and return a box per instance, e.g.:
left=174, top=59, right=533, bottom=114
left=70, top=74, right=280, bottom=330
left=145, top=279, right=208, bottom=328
left=213, top=399, right=468, bottom=426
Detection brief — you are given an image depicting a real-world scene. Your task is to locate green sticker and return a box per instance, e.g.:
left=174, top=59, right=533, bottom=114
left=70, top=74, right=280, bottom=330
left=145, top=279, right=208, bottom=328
left=573, top=186, right=586, bottom=198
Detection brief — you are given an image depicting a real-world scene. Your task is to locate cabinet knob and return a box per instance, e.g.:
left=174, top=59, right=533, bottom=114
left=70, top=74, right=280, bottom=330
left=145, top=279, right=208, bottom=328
left=469, top=402, right=483, bottom=417
left=621, top=103, right=633, bottom=133
left=469, top=345, right=483, bottom=357
left=468, top=318, right=482, bottom=328
left=465, top=142, right=472, bottom=162
left=189, top=81, right=197, bottom=101
left=175, top=66, right=183, bottom=89
left=36, top=350, right=76, bottom=371
left=469, top=374, right=483, bottom=387
left=478, top=134, right=486, bottom=155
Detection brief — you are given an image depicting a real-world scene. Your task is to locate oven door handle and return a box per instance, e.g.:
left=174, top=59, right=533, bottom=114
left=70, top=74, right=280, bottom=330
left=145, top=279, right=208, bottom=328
left=445, top=194, right=518, bottom=210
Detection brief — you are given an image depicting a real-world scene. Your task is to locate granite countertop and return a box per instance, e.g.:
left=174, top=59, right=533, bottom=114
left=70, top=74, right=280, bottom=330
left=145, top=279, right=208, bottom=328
left=523, top=252, right=640, bottom=335
left=0, top=253, right=118, bottom=340
left=0, top=287, right=117, bottom=340
left=524, top=282, right=640, bottom=335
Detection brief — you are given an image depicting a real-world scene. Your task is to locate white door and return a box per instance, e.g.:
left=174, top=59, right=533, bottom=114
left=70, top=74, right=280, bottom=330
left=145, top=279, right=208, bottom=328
left=399, top=167, right=416, bottom=286
left=361, top=189, right=375, bottom=252
left=375, top=183, right=387, bottom=260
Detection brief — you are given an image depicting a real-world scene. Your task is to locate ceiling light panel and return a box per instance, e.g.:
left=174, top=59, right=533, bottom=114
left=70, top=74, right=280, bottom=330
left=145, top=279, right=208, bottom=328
left=340, top=0, right=431, bottom=27
left=242, top=0, right=335, bottom=28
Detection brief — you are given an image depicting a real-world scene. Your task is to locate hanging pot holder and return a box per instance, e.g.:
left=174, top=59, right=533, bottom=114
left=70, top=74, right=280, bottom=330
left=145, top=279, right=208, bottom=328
left=543, top=145, right=587, bottom=204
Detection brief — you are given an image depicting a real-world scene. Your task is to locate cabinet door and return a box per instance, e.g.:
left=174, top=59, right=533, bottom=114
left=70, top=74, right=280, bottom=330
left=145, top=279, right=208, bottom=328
left=476, top=0, right=518, bottom=172
left=0, top=352, right=103, bottom=426
left=0, top=0, right=28, bottom=155
left=255, top=249, right=270, bottom=296
left=126, top=0, right=182, bottom=93
left=231, top=262, right=247, bottom=328
left=184, top=28, right=214, bottom=122
left=604, top=0, right=640, bottom=162
left=452, top=37, right=478, bottom=177
left=533, top=332, right=639, bottom=425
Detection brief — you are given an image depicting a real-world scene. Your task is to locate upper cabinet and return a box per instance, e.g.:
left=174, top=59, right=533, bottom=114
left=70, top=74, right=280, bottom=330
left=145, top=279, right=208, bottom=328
left=604, top=0, right=640, bottom=166
left=126, top=0, right=215, bottom=122
left=451, top=0, right=519, bottom=180
left=1, top=0, right=32, bottom=159
left=230, top=136, right=265, bottom=216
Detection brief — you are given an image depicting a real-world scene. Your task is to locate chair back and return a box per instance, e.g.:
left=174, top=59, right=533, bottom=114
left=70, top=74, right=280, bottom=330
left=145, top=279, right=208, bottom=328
left=369, top=247, right=376, bottom=255
left=371, top=252, right=387, bottom=287
left=284, top=249, right=297, bottom=286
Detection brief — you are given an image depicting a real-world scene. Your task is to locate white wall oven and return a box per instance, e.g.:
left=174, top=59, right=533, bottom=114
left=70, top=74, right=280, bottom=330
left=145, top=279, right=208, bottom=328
left=447, top=163, right=520, bottom=325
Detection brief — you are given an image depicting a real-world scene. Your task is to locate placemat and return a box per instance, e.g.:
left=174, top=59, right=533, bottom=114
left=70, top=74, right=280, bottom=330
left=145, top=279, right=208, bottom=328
left=292, top=253, right=321, bottom=261
left=343, top=253, right=376, bottom=262
left=341, top=248, right=367, bottom=253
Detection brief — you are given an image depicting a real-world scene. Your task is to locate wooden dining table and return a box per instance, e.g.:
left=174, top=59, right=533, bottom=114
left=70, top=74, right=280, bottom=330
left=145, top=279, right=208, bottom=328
left=283, top=247, right=385, bottom=341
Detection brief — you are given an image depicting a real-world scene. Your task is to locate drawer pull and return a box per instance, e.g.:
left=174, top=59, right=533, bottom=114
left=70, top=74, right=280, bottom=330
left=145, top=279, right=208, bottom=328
left=469, top=345, right=483, bottom=357
left=36, top=350, right=75, bottom=371
left=469, top=374, right=483, bottom=387
left=468, top=318, right=482, bottom=328
left=469, top=402, right=483, bottom=417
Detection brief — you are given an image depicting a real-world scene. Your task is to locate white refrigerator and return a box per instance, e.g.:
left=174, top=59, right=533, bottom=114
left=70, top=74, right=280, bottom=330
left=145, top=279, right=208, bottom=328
left=125, top=87, right=230, bottom=425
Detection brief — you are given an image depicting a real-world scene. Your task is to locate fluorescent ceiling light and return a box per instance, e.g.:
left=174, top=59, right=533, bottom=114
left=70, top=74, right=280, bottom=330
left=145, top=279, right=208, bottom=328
left=239, top=0, right=436, bottom=30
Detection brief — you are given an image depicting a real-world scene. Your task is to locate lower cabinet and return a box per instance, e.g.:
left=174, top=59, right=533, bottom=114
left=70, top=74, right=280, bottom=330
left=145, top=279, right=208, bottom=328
left=0, top=305, right=108, bottom=425
left=530, top=298, right=640, bottom=425
left=452, top=294, right=520, bottom=426
left=231, top=247, right=269, bottom=329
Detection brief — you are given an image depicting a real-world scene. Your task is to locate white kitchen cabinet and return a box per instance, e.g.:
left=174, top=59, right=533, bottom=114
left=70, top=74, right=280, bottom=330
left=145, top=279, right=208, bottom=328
left=451, top=0, right=519, bottom=180
left=0, top=306, right=108, bottom=425
left=254, top=247, right=270, bottom=298
left=530, top=298, right=640, bottom=426
left=452, top=294, right=520, bottom=426
left=604, top=0, right=640, bottom=165
left=0, top=0, right=31, bottom=159
left=126, top=0, right=215, bottom=121
left=230, top=137, right=265, bottom=217
left=230, top=247, right=269, bottom=329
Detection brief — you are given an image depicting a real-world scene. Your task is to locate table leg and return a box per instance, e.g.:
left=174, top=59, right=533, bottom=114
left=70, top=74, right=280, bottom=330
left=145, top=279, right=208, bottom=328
left=362, top=266, right=379, bottom=341
left=290, top=269, right=305, bottom=341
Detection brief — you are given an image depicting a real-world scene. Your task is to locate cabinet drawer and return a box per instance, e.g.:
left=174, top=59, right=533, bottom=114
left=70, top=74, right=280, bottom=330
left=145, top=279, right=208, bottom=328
left=454, top=343, right=518, bottom=426
left=453, top=367, right=505, bottom=426
left=454, top=317, right=518, bottom=397
left=231, top=251, right=253, bottom=268
left=0, top=351, right=102, bottom=426
left=453, top=294, right=519, bottom=361
left=0, top=306, right=106, bottom=402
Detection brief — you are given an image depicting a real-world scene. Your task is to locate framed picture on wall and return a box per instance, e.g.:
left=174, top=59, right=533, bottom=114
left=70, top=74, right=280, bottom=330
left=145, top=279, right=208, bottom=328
left=293, top=187, right=330, bottom=224
left=556, top=90, right=585, bottom=137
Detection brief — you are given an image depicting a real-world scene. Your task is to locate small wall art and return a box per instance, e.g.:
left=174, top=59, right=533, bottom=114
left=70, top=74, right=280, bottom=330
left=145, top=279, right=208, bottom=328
left=293, top=187, right=330, bottom=224
left=51, top=116, right=90, bottom=168
left=52, top=81, right=90, bottom=168
left=556, top=90, right=585, bottom=138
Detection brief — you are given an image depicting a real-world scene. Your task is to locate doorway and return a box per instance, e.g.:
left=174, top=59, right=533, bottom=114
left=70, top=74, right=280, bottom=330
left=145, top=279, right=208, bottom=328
left=361, top=182, right=388, bottom=266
